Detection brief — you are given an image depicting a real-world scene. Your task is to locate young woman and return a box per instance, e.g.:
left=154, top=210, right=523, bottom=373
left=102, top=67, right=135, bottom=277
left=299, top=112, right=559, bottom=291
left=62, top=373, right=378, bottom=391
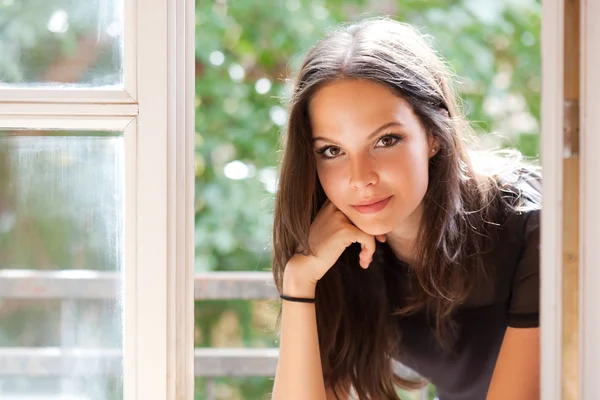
left=271, top=17, right=541, bottom=400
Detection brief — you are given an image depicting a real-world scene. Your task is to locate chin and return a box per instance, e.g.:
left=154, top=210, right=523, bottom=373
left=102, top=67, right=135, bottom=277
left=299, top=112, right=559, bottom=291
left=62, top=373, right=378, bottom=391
left=352, top=220, right=393, bottom=236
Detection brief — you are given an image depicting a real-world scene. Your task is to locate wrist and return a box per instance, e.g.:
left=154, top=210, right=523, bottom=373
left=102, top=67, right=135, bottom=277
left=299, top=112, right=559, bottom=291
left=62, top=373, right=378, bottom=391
left=282, top=255, right=318, bottom=298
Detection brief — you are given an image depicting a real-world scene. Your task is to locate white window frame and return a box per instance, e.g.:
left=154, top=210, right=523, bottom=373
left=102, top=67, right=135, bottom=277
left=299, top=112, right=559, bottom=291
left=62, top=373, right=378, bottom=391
left=540, top=0, right=564, bottom=397
left=542, top=0, right=600, bottom=398
left=0, top=0, right=195, bottom=398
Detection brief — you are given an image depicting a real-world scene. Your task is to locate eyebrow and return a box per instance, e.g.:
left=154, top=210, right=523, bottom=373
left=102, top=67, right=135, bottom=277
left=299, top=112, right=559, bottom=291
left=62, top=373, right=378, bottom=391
left=312, top=121, right=405, bottom=145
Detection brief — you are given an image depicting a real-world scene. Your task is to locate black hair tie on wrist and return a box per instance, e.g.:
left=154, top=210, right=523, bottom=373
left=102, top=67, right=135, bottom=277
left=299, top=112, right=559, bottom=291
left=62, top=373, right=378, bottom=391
left=279, top=294, right=316, bottom=304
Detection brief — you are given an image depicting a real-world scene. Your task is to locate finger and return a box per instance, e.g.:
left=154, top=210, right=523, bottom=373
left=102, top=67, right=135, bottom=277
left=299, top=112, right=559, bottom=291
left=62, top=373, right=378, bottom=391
left=375, top=234, right=387, bottom=243
left=357, top=233, right=376, bottom=267
left=343, top=225, right=375, bottom=256
left=365, top=233, right=377, bottom=256
left=359, top=244, right=371, bottom=260
left=358, top=252, right=371, bottom=269
left=342, top=227, right=373, bottom=268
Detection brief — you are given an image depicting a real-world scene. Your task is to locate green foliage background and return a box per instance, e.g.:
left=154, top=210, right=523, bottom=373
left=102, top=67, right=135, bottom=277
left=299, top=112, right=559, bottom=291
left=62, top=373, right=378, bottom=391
left=193, top=1, right=540, bottom=397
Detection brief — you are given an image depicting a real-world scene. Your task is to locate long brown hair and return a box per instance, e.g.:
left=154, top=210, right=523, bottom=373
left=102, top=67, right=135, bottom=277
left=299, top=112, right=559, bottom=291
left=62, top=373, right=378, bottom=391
left=272, top=17, right=540, bottom=399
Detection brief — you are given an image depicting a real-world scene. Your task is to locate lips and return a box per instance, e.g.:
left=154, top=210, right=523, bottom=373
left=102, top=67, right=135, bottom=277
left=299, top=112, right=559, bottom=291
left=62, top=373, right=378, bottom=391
left=351, top=196, right=392, bottom=214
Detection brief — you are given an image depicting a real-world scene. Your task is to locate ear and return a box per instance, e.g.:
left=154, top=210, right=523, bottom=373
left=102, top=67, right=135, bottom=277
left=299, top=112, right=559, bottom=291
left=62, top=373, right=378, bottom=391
left=428, top=135, right=440, bottom=158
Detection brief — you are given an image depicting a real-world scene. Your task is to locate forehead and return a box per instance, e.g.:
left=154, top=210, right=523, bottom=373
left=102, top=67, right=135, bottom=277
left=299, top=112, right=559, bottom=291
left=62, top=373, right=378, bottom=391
left=308, top=79, right=419, bottom=137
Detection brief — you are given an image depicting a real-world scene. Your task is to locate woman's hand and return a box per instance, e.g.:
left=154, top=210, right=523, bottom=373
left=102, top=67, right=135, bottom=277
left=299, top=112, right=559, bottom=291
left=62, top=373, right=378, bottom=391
left=285, top=200, right=386, bottom=291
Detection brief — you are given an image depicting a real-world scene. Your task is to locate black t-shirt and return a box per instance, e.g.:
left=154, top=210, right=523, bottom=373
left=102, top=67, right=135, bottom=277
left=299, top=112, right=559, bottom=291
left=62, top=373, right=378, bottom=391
left=378, top=205, right=540, bottom=400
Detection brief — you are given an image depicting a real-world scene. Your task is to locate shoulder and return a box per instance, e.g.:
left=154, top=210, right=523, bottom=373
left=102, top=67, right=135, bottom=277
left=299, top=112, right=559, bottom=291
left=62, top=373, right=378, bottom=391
left=464, top=165, right=541, bottom=307
left=479, top=161, right=542, bottom=234
left=476, top=162, right=541, bottom=249
left=495, top=165, right=542, bottom=213
left=496, top=165, right=541, bottom=244
left=493, top=163, right=541, bottom=269
left=469, top=149, right=542, bottom=214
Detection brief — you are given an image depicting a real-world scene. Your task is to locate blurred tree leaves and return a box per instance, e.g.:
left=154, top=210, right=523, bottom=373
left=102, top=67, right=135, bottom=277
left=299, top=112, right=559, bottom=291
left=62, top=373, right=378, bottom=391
left=0, top=0, right=121, bottom=84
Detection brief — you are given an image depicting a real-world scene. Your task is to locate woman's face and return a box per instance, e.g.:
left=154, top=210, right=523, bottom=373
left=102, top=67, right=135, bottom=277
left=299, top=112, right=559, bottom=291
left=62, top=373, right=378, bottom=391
left=309, top=79, right=438, bottom=236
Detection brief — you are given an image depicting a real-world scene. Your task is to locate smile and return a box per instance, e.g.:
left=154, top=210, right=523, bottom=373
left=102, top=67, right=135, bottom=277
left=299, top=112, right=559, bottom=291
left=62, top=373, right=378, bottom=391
left=351, top=196, right=392, bottom=214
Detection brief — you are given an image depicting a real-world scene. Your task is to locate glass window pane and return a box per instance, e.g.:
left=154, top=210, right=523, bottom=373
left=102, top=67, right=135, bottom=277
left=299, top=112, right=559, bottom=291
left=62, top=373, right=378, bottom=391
left=0, top=131, right=124, bottom=399
left=0, top=0, right=123, bottom=87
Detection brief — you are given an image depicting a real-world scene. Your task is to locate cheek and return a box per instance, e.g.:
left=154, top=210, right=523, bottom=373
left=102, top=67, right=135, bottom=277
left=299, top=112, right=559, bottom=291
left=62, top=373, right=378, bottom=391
left=380, top=151, right=428, bottom=179
left=378, top=152, right=430, bottom=198
left=316, top=165, right=347, bottom=199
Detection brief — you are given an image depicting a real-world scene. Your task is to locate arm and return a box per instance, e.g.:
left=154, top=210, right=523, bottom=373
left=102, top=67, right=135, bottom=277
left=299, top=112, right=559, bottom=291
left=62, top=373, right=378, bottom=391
left=486, top=327, right=540, bottom=400
left=271, top=259, right=328, bottom=400
left=271, top=258, right=351, bottom=400
left=487, top=207, right=541, bottom=399
left=272, top=201, right=379, bottom=400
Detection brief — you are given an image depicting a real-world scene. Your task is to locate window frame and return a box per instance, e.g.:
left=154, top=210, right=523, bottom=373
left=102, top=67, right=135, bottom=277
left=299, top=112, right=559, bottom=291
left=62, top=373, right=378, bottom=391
left=0, top=0, right=195, bottom=398
left=540, top=0, right=564, bottom=396
left=541, top=0, right=600, bottom=397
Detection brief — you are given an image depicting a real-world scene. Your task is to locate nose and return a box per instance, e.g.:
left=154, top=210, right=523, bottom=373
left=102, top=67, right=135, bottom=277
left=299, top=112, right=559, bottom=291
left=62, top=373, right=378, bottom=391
left=349, top=156, right=378, bottom=189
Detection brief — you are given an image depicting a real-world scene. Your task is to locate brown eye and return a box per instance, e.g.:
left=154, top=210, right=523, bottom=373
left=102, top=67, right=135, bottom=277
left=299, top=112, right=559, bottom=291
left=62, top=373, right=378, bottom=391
left=380, top=137, right=394, bottom=146
left=326, top=147, right=341, bottom=157
left=316, top=145, right=344, bottom=159
left=376, top=134, right=402, bottom=148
